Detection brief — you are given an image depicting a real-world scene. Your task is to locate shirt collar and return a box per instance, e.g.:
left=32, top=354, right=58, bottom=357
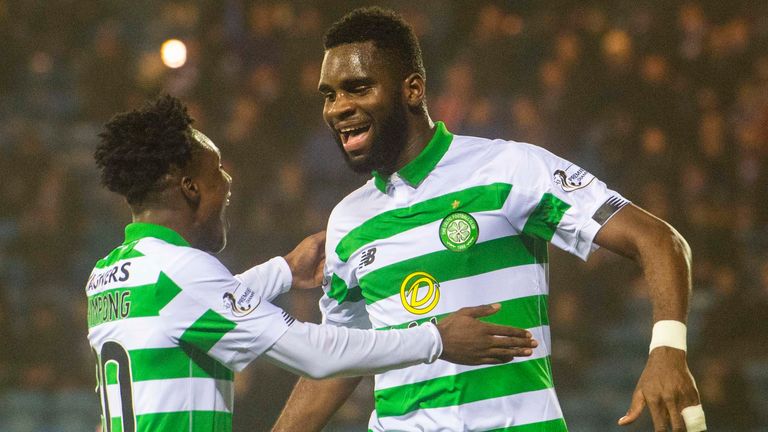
left=124, top=222, right=191, bottom=247
left=372, top=121, right=453, bottom=193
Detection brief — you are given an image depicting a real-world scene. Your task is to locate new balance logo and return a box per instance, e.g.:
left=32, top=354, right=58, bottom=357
left=358, top=248, right=377, bottom=269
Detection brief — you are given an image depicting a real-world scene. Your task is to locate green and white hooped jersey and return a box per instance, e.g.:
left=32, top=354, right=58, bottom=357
left=319, top=122, right=629, bottom=432
left=86, top=223, right=293, bottom=432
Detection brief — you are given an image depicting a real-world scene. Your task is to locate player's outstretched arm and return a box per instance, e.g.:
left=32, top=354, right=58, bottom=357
left=269, top=304, right=536, bottom=432
left=595, top=204, right=705, bottom=432
left=264, top=303, right=536, bottom=379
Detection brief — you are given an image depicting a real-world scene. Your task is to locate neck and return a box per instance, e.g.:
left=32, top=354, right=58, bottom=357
left=131, top=206, right=197, bottom=246
left=392, top=114, right=435, bottom=173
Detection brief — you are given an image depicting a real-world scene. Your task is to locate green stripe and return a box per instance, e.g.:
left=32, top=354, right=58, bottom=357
left=379, top=295, right=549, bottom=330
left=129, top=346, right=233, bottom=381
left=522, top=193, right=571, bottom=241
left=375, top=356, right=554, bottom=418
left=135, top=410, right=231, bottom=431
left=95, top=243, right=144, bottom=269
left=124, top=222, right=191, bottom=247
left=110, top=417, right=123, bottom=432
left=326, top=273, right=364, bottom=304
left=484, top=418, right=568, bottom=432
left=360, top=234, right=547, bottom=305
left=180, top=309, right=237, bottom=353
left=87, top=272, right=182, bottom=328
left=336, top=183, right=513, bottom=262
left=105, top=361, right=119, bottom=385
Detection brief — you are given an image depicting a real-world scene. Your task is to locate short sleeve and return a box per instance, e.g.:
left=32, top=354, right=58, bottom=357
left=159, top=248, right=293, bottom=371
left=318, top=213, right=372, bottom=330
left=503, top=144, right=629, bottom=260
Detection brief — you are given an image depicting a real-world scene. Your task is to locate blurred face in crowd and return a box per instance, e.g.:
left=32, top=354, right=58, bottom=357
left=318, top=41, right=409, bottom=175
left=187, top=129, right=232, bottom=253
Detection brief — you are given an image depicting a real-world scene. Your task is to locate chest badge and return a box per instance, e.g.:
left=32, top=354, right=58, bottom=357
left=439, top=211, right=479, bottom=252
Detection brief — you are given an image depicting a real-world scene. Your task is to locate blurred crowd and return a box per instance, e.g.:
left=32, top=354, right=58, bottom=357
left=0, top=1, right=767, bottom=431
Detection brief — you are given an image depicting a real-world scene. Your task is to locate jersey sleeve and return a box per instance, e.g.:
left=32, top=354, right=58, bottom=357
left=263, top=320, right=442, bottom=379
left=159, top=248, right=293, bottom=372
left=317, top=211, right=372, bottom=329
left=503, top=143, right=629, bottom=260
left=234, top=256, right=292, bottom=303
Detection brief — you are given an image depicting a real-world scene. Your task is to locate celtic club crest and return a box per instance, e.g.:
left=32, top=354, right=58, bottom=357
left=439, top=211, right=479, bottom=252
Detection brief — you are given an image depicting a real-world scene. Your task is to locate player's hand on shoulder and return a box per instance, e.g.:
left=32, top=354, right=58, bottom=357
left=436, top=304, right=537, bottom=365
left=284, top=231, right=326, bottom=289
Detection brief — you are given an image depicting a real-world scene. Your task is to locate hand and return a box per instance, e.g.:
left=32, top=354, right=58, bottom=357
left=436, top=303, right=537, bottom=365
left=284, top=231, right=326, bottom=289
left=618, top=347, right=702, bottom=431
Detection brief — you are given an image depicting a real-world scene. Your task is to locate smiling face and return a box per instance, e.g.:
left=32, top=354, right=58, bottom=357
left=318, top=41, right=409, bottom=175
left=188, top=129, right=232, bottom=253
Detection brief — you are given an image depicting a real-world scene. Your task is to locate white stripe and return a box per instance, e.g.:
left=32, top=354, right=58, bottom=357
left=369, top=387, right=564, bottom=432
left=105, top=383, right=124, bottom=418
left=89, top=317, right=175, bottom=351
left=123, top=377, right=233, bottom=415
left=160, top=289, right=212, bottom=339
left=374, top=325, right=551, bottom=391
left=366, top=264, right=548, bottom=327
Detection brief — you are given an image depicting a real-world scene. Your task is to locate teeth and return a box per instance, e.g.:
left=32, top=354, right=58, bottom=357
left=340, top=125, right=369, bottom=134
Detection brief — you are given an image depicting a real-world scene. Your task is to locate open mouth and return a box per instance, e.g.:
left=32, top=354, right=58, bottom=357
left=225, top=192, right=232, bottom=206
left=339, top=124, right=371, bottom=153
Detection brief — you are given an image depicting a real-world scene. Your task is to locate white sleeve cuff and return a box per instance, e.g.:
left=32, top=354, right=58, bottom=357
left=420, top=322, right=443, bottom=363
left=235, top=256, right=293, bottom=302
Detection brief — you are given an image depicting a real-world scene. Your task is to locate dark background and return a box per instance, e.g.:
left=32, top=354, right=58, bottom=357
left=0, top=1, right=766, bottom=431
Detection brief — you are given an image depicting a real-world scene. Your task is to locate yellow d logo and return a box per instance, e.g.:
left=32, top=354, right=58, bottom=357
left=400, top=271, right=440, bottom=315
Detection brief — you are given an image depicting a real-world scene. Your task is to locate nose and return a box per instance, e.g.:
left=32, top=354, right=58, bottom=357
left=325, top=92, right=354, bottom=121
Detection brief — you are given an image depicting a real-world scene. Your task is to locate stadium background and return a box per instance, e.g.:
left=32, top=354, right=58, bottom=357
left=1, top=0, right=767, bottom=430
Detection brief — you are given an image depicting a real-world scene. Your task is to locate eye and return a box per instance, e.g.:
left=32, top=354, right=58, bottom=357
left=353, top=85, right=371, bottom=95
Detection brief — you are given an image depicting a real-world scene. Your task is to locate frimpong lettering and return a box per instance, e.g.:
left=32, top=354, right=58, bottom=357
left=88, top=290, right=132, bottom=326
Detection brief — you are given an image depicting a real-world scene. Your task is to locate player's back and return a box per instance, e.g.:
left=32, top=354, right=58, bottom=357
left=86, top=223, right=236, bottom=432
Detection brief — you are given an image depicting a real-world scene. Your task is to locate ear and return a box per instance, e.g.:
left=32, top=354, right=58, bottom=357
left=180, top=176, right=200, bottom=206
left=403, top=72, right=426, bottom=109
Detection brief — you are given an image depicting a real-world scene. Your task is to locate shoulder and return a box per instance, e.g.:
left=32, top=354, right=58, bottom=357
left=133, top=238, right=232, bottom=285
left=448, top=133, right=558, bottom=188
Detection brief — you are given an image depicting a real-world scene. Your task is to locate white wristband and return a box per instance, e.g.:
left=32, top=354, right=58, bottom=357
left=681, top=404, right=707, bottom=432
left=649, top=320, right=687, bottom=354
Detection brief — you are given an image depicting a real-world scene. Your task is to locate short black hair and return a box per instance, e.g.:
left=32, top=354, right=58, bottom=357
left=95, top=95, right=194, bottom=206
left=324, top=7, right=426, bottom=80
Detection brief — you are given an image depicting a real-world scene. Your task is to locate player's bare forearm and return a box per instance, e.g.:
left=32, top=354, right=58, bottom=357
left=594, top=204, right=691, bottom=322
left=595, top=204, right=703, bottom=431
left=272, top=376, right=362, bottom=432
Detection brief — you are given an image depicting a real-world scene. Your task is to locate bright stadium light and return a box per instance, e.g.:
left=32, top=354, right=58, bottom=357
left=161, top=39, right=187, bottom=68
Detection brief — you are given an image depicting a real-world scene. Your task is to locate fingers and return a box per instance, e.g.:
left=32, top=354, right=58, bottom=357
left=666, top=397, right=686, bottom=432
left=482, top=323, right=534, bottom=338
left=648, top=397, right=670, bottom=432
left=458, top=303, right=500, bottom=318
left=618, top=388, right=645, bottom=426
left=486, top=335, right=537, bottom=350
left=485, top=347, right=533, bottom=359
